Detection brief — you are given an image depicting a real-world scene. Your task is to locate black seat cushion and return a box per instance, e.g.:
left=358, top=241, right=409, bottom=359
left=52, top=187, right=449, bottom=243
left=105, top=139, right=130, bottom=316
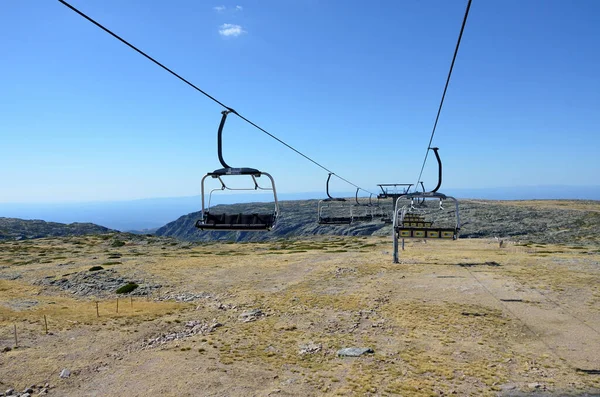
left=196, top=212, right=275, bottom=230
left=318, top=216, right=353, bottom=225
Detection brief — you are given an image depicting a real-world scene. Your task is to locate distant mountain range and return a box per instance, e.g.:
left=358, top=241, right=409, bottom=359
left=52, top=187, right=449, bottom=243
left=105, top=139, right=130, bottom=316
left=1, top=185, right=598, bottom=231
left=3, top=198, right=599, bottom=247
left=0, top=217, right=113, bottom=241
left=156, top=199, right=600, bottom=246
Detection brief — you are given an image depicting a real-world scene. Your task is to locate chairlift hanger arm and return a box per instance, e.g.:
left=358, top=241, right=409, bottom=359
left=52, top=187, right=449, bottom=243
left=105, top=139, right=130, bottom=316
left=354, top=189, right=373, bottom=206
left=430, top=147, right=442, bottom=193
left=217, top=109, right=237, bottom=170
left=210, top=110, right=262, bottom=176
left=325, top=173, right=345, bottom=202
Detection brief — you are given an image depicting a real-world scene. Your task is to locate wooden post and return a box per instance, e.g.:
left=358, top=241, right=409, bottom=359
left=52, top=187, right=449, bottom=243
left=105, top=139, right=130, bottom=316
left=13, top=324, right=18, bottom=347
left=96, top=301, right=99, bottom=317
left=116, top=298, right=119, bottom=313
left=44, top=315, right=48, bottom=335
left=130, top=296, right=133, bottom=309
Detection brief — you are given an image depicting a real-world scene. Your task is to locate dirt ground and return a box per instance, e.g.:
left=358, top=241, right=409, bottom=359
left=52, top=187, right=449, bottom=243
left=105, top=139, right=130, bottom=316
left=1, top=234, right=599, bottom=396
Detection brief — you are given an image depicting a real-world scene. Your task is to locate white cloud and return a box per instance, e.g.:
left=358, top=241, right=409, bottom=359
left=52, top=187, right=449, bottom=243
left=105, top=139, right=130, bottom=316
left=213, top=5, right=226, bottom=12
left=218, top=23, right=246, bottom=37
left=235, top=5, right=243, bottom=11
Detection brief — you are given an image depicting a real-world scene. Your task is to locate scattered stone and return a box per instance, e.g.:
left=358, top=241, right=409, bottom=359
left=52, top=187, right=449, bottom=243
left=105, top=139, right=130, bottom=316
left=334, top=267, right=357, bottom=277
left=38, top=388, right=48, bottom=395
left=2, top=346, right=11, bottom=353
left=337, top=347, right=374, bottom=357
left=214, top=302, right=236, bottom=310
left=24, top=388, right=34, bottom=393
left=158, top=291, right=216, bottom=303
left=298, top=342, right=322, bottom=355
left=143, top=320, right=223, bottom=349
left=59, top=368, right=71, bottom=378
left=461, top=311, right=486, bottom=317
left=239, top=309, right=264, bottom=322
left=21, top=394, right=30, bottom=397
left=5, top=389, right=14, bottom=396
left=500, top=383, right=517, bottom=391
left=528, top=382, right=541, bottom=389
left=35, top=268, right=155, bottom=297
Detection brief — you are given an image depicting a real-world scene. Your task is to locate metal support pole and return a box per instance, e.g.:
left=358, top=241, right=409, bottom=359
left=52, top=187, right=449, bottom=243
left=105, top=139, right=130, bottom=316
left=393, top=230, right=399, bottom=263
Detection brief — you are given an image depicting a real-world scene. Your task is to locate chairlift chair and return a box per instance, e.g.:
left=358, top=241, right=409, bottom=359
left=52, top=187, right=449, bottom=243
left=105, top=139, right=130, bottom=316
left=317, top=173, right=353, bottom=225
left=195, top=109, right=279, bottom=231
left=393, top=194, right=460, bottom=239
left=351, top=189, right=376, bottom=223
left=392, top=148, right=460, bottom=240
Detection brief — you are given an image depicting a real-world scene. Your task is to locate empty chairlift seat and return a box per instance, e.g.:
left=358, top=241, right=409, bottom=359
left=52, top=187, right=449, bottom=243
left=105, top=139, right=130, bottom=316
left=195, top=110, right=279, bottom=232
left=393, top=193, right=460, bottom=240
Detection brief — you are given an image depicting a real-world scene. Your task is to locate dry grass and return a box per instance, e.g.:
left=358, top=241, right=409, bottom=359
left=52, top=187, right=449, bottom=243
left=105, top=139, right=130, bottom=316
left=472, top=199, right=600, bottom=213
left=0, top=233, right=599, bottom=396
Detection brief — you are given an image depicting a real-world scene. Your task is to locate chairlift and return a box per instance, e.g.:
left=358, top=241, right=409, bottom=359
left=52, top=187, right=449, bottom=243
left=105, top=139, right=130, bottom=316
left=317, top=173, right=353, bottom=225
left=372, top=197, right=393, bottom=223
left=392, top=148, right=460, bottom=245
left=351, top=189, right=376, bottom=223
left=195, top=109, right=279, bottom=231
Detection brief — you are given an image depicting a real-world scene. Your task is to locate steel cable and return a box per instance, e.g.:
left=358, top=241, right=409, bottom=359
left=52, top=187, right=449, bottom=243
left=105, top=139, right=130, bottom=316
left=58, top=0, right=375, bottom=196
left=413, top=0, right=472, bottom=192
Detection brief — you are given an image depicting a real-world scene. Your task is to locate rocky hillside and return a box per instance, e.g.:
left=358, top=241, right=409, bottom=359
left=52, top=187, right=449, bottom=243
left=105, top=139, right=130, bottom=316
left=155, top=199, right=600, bottom=246
left=0, top=217, right=113, bottom=241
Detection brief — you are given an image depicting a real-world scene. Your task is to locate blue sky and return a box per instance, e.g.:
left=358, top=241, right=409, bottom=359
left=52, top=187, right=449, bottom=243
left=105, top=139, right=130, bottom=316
left=1, top=0, right=599, bottom=203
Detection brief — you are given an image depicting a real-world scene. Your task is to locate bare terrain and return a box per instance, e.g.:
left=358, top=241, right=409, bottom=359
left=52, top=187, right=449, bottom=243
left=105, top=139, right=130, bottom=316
left=1, top=201, right=600, bottom=396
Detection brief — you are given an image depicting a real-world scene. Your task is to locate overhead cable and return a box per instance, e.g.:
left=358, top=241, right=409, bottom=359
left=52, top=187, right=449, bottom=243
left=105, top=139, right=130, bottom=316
left=57, top=0, right=374, bottom=196
left=414, top=0, right=472, bottom=191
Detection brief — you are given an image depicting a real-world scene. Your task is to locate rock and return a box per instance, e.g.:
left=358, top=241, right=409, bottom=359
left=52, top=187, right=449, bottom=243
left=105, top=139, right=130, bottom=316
left=2, top=346, right=11, bottom=353
left=38, top=388, right=48, bottom=395
left=337, top=347, right=374, bottom=357
left=59, top=368, right=71, bottom=378
left=500, top=383, right=517, bottom=391
left=21, top=394, right=31, bottom=397
left=528, top=382, right=541, bottom=389
left=5, top=389, right=14, bottom=396
left=298, top=342, right=322, bottom=355
left=24, top=388, right=34, bottom=393
left=240, top=309, right=263, bottom=322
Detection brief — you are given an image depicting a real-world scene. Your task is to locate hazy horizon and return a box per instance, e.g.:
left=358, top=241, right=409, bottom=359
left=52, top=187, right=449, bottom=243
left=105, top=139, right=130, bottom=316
left=1, top=185, right=599, bottom=232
